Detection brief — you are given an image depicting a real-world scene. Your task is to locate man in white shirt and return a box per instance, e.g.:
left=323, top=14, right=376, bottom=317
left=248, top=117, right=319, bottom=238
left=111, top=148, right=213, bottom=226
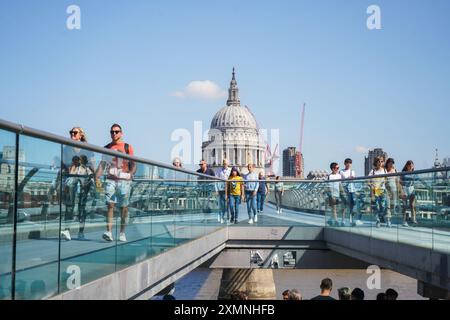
left=215, top=159, right=231, bottom=223
left=340, top=158, right=363, bottom=226
left=244, top=164, right=260, bottom=224
left=328, top=162, right=344, bottom=226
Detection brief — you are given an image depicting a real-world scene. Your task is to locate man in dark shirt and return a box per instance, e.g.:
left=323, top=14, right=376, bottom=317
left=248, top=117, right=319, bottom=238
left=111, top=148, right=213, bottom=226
left=196, top=160, right=217, bottom=212
left=311, top=278, right=336, bottom=300
left=196, top=159, right=216, bottom=177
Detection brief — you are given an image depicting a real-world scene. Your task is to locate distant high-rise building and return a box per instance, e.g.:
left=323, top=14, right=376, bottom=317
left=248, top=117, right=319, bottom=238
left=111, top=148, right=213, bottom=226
left=433, top=149, right=442, bottom=168
left=283, top=147, right=297, bottom=177
left=443, top=157, right=450, bottom=168
left=364, top=148, right=388, bottom=175
left=295, top=151, right=305, bottom=179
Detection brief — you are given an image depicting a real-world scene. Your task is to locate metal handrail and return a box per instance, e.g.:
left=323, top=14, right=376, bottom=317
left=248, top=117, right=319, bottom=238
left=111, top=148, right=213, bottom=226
left=1, top=117, right=448, bottom=184
left=234, top=167, right=450, bottom=184
left=0, top=118, right=224, bottom=181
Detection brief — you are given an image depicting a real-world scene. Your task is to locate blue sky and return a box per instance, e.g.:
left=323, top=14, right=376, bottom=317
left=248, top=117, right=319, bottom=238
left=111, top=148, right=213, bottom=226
left=0, top=0, right=449, bottom=175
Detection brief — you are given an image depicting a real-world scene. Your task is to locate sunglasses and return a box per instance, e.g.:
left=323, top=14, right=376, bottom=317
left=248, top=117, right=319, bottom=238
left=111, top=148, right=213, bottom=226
left=70, top=131, right=79, bottom=135
left=110, top=130, right=121, bottom=135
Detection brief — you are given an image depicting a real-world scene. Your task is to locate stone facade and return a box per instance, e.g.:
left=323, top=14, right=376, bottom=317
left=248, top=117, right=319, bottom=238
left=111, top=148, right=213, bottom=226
left=202, top=69, right=265, bottom=174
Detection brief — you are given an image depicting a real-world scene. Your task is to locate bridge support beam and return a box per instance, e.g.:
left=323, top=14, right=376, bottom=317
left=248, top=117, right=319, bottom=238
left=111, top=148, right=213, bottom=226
left=218, top=269, right=276, bottom=300
left=418, top=281, right=450, bottom=300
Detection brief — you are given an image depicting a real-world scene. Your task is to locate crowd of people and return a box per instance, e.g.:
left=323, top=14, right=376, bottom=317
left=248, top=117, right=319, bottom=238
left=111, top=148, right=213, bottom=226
left=194, top=159, right=274, bottom=225
left=231, top=278, right=399, bottom=300
left=59, top=123, right=277, bottom=243
left=59, top=123, right=421, bottom=243
left=327, top=157, right=418, bottom=228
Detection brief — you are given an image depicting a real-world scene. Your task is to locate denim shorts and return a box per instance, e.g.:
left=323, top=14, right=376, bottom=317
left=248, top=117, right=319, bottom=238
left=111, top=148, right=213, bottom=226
left=104, top=179, right=131, bottom=207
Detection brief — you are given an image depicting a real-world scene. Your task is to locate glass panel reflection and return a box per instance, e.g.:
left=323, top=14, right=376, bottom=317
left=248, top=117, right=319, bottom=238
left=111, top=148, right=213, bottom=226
left=14, top=135, right=61, bottom=300
left=0, top=129, right=16, bottom=300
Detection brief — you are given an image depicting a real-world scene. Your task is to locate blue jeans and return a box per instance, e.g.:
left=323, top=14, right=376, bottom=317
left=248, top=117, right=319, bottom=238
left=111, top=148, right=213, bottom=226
left=218, top=191, right=228, bottom=219
left=229, top=195, right=241, bottom=221
left=372, top=193, right=388, bottom=222
left=275, top=191, right=283, bottom=211
left=257, top=192, right=266, bottom=212
left=345, top=192, right=361, bottom=220
left=246, top=191, right=257, bottom=219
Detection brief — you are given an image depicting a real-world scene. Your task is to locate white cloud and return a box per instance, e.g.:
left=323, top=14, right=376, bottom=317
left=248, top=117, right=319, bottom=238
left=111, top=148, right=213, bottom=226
left=172, top=91, right=185, bottom=98
left=172, top=80, right=226, bottom=100
left=356, top=146, right=369, bottom=154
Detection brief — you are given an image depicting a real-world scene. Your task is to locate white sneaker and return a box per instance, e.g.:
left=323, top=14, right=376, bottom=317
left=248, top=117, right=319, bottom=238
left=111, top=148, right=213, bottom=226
left=254, top=215, right=258, bottom=223
left=355, top=220, right=364, bottom=226
left=119, top=232, right=127, bottom=242
left=220, top=218, right=224, bottom=224
left=280, top=209, right=283, bottom=214
left=217, top=214, right=221, bottom=222
left=61, top=230, right=71, bottom=241
left=102, top=231, right=113, bottom=242
left=248, top=218, right=254, bottom=224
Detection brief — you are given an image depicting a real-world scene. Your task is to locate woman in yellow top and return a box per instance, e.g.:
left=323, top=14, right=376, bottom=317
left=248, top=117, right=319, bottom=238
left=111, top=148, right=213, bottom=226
left=226, top=167, right=245, bottom=224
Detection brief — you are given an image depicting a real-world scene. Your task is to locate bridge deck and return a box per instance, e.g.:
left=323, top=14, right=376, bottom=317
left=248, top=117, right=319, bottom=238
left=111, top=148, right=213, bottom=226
left=1, top=203, right=449, bottom=299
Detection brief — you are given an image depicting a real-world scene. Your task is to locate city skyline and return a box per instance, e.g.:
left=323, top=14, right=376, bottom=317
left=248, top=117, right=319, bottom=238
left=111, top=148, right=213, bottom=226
left=1, top=1, right=449, bottom=176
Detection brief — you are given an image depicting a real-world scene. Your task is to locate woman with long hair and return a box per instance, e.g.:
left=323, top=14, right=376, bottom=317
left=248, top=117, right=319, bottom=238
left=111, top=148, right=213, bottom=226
left=274, top=176, right=284, bottom=214
left=369, top=156, right=389, bottom=228
left=226, top=167, right=244, bottom=224
left=401, top=160, right=417, bottom=226
left=385, top=158, right=401, bottom=223
left=60, top=127, right=95, bottom=241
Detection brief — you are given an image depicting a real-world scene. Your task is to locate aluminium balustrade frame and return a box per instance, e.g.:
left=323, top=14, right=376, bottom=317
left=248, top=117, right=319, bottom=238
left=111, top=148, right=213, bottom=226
left=1, top=118, right=448, bottom=184
left=0, top=118, right=225, bottom=182
left=249, top=166, right=450, bottom=184
left=228, top=168, right=450, bottom=183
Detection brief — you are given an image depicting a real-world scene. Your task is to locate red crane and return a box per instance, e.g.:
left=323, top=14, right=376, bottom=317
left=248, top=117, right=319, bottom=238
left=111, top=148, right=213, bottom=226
left=295, top=103, right=306, bottom=178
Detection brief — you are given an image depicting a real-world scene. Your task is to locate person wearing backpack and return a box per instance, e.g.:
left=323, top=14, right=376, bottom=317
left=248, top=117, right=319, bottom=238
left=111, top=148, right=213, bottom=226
left=96, top=124, right=136, bottom=242
left=368, top=156, right=390, bottom=228
left=401, top=160, right=418, bottom=226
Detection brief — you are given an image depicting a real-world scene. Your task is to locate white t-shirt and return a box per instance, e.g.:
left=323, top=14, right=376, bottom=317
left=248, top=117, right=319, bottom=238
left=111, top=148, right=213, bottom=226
left=328, top=173, right=343, bottom=197
left=340, top=168, right=356, bottom=193
left=215, top=167, right=231, bottom=192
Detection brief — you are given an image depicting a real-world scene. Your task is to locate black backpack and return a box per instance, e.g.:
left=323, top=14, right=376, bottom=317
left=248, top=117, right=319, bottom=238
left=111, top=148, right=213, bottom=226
left=105, top=142, right=130, bottom=155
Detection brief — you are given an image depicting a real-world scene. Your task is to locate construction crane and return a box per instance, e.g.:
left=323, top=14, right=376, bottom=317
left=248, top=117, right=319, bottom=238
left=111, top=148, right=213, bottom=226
left=295, top=103, right=306, bottom=178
